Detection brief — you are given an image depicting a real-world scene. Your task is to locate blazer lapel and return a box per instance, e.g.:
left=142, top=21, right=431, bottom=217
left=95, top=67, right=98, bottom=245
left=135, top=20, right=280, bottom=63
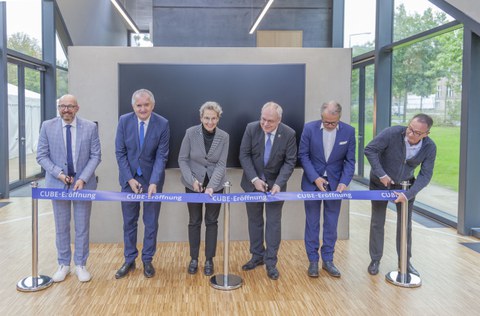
left=318, top=121, right=327, bottom=163
left=58, top=118, right=67, bottom=160
left=133, top=113, right=142, bottom=153
left=75, top=118, right=83, bottom=164
left=194, top=124, right=207, bottom=156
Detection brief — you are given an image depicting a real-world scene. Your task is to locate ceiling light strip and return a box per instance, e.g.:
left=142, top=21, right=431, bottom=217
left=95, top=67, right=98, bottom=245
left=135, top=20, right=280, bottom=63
left=249, top=0, right=274, bottom=34
left=111, top=0, right=140, bottom=34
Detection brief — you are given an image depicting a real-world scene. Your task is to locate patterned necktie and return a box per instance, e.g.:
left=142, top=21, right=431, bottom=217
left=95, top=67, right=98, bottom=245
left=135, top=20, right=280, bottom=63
left=66, top=124, right=75, bottom=176
left=137, top=121, right=145, bottom=176
left=264, top=133, right=272, bottom=165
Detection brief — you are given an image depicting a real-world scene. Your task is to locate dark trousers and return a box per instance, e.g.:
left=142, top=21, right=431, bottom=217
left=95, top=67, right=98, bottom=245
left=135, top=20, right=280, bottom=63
left=304, top=196, right=342, bottom=263
left=246, top=200, right=284, bottom=267
left=121, top=174, right=162, bottom=263
left=186, top=187, right=222, bottom=260
left=369, top=179, right=414, bottom=262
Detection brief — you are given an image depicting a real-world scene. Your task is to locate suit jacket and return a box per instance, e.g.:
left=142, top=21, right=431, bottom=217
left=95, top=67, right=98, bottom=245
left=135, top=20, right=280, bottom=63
left=178, top=124, right=229, bottom=192
left=364, top=125, right=436, bottom=200
left=298, top=120, right=356, bottom=191
left=239, top=121, right=297, bottom=192
left=115, top=112, right=170, bottom=189
left=37, top=116, right=101, bottom=189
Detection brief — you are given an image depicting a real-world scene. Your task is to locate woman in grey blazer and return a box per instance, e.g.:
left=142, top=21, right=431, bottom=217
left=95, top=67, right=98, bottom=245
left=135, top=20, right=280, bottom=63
left=178, top=101, right=229, bottom=276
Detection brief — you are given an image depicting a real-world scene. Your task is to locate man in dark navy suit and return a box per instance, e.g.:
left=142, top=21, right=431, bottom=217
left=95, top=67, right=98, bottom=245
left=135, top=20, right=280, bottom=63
left=114, top=89, right=170, bottom=279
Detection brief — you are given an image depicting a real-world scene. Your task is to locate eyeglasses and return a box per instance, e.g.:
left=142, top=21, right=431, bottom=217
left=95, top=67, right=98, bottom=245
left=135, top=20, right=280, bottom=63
left=323, top=120, right=339, bottom=127
left=58, top=104, right=77, bottom=110
left=406, top=125, right=428, bottom=137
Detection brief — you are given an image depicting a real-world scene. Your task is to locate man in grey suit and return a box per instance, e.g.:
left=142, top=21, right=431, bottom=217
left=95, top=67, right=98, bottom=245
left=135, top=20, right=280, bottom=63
left=365, top=113, right=436, bottom=277
left=239, top=101, right=297, bottom=280
left=37, top=94, right=101, bottom=283
left=115, top=89, right=170, bottom=279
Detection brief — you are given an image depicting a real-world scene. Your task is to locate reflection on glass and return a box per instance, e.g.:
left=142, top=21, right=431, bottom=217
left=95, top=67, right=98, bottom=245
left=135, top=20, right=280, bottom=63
left=351, top=64, right=375, bottom=179
left=392, top=30, right=462, bottom=218
left=130, top=32, right=153, bottom=47
left=6, top=0, right=43, bottom=59
left=56, top=33, right=68, bottom=68
left=24, top=68, right=42, bottom=179
left=8, top=64, right=20, bottom=184
left=344, top=0, right=375, bottom=56
left=57, top=68, right=69, bottom=99
left=394, top=0, right=454, bottom=42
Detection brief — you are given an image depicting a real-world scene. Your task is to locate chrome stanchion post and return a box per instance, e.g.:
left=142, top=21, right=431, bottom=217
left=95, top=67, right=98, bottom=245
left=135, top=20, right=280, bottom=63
left=210, top=181, right=242, bottom=290
left=385, top=181, right=421, bottom=288
left=17, top=181, right=53, bottom=292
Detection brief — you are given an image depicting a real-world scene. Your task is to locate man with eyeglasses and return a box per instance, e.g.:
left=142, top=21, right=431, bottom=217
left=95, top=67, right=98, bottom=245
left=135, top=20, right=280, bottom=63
left=365, top=113, right=436, bottom=277
left=298, top=101, right=356, bottom=278
left=37, top=94, right=101, bottom=283
left=239, top=101, right=297, bottom=280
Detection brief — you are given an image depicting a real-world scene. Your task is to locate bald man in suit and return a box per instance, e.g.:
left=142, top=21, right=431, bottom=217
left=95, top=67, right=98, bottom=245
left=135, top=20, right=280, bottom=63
left=37, top=94, right=101, bottom=283
left=239, top=102, right=297, bottom=280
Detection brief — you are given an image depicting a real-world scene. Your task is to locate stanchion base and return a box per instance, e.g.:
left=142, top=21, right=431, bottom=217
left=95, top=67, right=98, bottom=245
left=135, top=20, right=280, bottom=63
left=385, top=271, right=421, bottom=288
left=210, top=274, right=242, bottom=291
left=17, top=275, right=53, bottom=292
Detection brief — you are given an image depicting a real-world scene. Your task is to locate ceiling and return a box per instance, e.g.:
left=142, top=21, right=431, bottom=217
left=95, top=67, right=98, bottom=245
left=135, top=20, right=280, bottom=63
left=125, top=0, right=152, bottom=31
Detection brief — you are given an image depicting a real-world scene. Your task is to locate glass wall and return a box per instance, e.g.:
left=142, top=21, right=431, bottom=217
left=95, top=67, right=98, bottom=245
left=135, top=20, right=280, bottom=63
left=394, top=0, right=454, bottom=41
left=6, top=0, right=42, bottom=59
left=351, top=64, right=375, bottom=179
left=344, top=0, right=376, bottom=57
left=391, top=28, right=462, bottom=218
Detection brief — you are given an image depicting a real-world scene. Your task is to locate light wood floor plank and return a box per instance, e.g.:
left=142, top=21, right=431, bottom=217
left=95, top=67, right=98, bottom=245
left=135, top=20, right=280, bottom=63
left=0, top=197, right=479, bottom=315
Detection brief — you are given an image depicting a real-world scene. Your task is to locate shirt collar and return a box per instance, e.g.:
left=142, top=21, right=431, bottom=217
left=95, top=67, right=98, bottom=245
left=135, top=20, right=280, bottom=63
left=137, top=115, right=151, bottom=126
left=320, top=123, right=339, bottom=131
left=404, top=136, right=423, bottom=148
left=62, top=116, right=77, bottom=128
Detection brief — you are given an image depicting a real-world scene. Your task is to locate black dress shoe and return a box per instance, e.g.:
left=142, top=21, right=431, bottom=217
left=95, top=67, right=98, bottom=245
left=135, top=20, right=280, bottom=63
left=266, top=266, right=279, bottom=280
left=204, top=259, right=214, bottom=276
left=143, top=262, right=155, bottom=278
left=322, top=261, right=341, bottom=278
left=407, top=262, right=420, bottom=276
left=188, top=259, right=198, bottom=275
left=368, top=260, right=380, bottom=275
left=242, top=257, right=264, bottom=271
left=308, top=261, right=319, bottom=278
left=115, top=261, right=135, bottom=279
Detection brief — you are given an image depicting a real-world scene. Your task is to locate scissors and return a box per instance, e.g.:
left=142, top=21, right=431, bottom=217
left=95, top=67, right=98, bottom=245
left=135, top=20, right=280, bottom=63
left=65, top=175, right=73, bottom=190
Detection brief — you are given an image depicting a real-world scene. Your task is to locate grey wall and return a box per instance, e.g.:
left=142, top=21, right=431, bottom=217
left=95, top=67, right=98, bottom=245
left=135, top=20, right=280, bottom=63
left=152, top=0, right=332, bottom=47
left=444, top=0, right=480, bottom=23
left=56, top=0, right=128, bottom=46
left=68, top=47, right=351, bottom=243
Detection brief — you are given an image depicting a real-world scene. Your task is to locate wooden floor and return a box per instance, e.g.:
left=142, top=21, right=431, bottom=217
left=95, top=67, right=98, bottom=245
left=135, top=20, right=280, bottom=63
left=0, top=197, right=479, bottom=315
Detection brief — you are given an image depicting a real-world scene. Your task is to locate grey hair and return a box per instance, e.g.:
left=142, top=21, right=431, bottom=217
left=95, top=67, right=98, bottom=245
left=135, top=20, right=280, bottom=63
left=131, top=89, right=155, bottom=105
left=261, top=101, right=283, bottom=119
left=321, top=100, right=342, bottom=117
left=411, top=113, right=434, bottom=129
left=199, top=101, right=223, bottom=118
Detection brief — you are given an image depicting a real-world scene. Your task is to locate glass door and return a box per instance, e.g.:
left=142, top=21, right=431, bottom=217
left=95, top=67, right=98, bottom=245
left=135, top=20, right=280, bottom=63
left=7, top=60, right=43, bottom=189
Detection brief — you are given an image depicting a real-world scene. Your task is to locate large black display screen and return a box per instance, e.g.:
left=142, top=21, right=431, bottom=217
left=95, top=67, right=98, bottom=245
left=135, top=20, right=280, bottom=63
left=118, top=63, right=305, bottom=168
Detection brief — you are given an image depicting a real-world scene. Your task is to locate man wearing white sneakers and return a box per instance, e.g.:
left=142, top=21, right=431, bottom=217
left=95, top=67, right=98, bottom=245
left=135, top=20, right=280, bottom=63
left=37, top=94, right=101, bottom=282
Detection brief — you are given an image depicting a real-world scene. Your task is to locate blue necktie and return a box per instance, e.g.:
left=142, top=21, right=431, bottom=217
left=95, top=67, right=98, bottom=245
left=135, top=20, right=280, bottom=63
left=264, top=133, right=272, bottom=165
left=66, top=124, right=75, bottom=176
left=137, top=121, right=145, bottom=176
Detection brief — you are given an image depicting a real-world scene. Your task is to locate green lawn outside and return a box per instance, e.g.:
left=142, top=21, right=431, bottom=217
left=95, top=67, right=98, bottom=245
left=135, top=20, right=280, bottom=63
left=351, top=123, right=460, bottom=191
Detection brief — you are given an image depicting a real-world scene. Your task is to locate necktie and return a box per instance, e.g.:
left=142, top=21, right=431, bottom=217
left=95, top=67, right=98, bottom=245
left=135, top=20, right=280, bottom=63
left=137, top=121, right=145, bottom=176
left=66, top=124, right=75, bottom=176
left=264, top=133, right=272, bottom=165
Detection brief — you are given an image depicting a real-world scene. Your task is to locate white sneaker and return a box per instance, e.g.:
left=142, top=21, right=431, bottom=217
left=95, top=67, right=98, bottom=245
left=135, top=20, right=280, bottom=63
left=75, top=265, right=92, bottom=282
left=52, top=265, right=70, bottom=282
